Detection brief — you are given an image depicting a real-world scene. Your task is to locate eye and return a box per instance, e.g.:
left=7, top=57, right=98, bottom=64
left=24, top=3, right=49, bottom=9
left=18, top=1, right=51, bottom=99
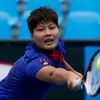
left=49, top=25, right=56, bottom=30
left=37, top=28, right=44, bottom=32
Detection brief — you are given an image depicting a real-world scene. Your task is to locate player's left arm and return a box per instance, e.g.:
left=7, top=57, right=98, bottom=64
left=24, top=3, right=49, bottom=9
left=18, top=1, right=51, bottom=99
left=63, top=59, right=83, bottom=77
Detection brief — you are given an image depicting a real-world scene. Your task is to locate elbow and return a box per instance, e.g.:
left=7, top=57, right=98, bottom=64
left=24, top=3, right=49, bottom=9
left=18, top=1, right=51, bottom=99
left=51, top=68, right=66, bottom=85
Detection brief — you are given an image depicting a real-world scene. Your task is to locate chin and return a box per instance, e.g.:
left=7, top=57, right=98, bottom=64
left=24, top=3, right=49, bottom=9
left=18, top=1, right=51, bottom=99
left=44, top=44, right=57, bottom=50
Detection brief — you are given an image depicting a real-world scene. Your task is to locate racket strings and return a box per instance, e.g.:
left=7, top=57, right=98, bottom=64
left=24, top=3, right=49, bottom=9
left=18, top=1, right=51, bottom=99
left=89, top=53, right=100, bottom=95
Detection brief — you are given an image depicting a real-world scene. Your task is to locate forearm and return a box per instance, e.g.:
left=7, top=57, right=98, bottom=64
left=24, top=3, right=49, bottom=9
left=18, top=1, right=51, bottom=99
left=52, top=67, right=81, bottom=89
left=52, top=68, right=73, bottom=85
left=36, top=66, right=70, bottom=85
left=36, top=66, right=80, bottom=88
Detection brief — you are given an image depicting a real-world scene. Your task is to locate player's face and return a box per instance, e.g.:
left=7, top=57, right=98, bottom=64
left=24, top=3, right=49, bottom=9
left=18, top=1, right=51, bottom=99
left=32, top=21, right=59, bottom=50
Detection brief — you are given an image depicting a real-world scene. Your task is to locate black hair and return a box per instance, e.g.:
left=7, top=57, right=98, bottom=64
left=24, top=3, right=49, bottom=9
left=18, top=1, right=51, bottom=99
left=27, top=7, right=58, bottom=35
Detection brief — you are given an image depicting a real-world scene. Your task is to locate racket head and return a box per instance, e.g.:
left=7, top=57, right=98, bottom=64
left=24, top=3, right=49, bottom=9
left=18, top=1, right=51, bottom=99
left=83, top=50, right=100, bottom=96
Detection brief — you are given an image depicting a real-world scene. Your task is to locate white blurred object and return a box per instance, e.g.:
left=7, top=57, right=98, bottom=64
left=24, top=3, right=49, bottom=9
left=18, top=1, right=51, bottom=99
left=0, top=63, right=12, bottom=81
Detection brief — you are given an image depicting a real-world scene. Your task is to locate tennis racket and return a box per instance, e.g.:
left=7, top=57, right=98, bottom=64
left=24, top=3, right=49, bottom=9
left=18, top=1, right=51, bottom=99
left=75, top=50, right=100, bottom=96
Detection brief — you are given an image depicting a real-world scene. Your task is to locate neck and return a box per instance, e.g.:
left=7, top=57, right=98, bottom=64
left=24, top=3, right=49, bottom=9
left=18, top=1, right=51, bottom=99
left=38, top=48, right=56, bottom=54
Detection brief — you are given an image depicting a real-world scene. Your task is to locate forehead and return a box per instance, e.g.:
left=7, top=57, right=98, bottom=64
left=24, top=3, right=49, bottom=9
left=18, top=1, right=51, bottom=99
left=36, top=21, right=55, bottom=27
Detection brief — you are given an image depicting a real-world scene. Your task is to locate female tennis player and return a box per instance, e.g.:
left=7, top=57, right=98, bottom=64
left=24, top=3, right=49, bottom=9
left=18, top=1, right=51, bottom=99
left=0, top=7, right=82, bottom=100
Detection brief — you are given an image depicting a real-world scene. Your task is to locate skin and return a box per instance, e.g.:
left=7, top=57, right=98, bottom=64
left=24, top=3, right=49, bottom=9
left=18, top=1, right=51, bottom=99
left=32, top=21, right=83, bottom=90
left=32, top=21, right=59, bottom=50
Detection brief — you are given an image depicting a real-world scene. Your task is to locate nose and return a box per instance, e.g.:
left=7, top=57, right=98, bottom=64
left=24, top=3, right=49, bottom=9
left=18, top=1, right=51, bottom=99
left=45, top=28, right=51, bottom=35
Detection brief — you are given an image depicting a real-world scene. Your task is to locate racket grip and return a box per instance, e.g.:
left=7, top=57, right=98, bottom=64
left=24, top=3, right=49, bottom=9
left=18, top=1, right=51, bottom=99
left=74, top=78, right=83, bottom=91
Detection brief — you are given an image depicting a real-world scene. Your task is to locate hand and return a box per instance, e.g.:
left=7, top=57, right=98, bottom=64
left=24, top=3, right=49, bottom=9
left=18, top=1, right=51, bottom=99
left=66, top=71, right=81, bottom=91
left=73, top=70, right=83, bottom=78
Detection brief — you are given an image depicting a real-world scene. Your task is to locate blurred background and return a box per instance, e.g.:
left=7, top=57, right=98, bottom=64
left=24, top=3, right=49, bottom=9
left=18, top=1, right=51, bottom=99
left=0, top=0, right=100, bottom=100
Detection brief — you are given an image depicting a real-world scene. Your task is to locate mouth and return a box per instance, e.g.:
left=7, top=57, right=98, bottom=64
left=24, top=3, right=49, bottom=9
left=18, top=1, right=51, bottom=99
left=44, top=38, right=54, bottom=44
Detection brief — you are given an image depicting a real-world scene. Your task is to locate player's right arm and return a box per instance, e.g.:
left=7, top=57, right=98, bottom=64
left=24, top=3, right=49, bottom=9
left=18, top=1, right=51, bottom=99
left=36, top=66, right=80, bottom=89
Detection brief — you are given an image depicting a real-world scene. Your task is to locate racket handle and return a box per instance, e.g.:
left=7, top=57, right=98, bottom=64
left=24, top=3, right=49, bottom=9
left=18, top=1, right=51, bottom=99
left=74, top=78, right=83, bottom=91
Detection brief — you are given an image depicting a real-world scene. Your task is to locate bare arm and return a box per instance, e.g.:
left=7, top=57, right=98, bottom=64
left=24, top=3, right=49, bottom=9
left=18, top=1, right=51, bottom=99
left=36, top=66, right=80, bottom=89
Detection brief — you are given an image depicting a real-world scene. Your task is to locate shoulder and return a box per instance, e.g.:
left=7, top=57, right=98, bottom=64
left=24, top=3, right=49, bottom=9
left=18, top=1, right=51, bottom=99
left=24, top=55, right=53, bottom=79
left=24, top=42, right=40, bottom=59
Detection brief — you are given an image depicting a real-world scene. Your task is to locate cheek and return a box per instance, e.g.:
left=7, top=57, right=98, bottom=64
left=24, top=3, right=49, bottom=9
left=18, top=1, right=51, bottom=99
left=32, top=32, right=42, bottom=41
left=32, top=35, right=44, bottom=47
left=54, top=29, right=59, bottom=36
left=33, top=37, right=42, bottom=44
left=54, top=31, right=60, bottom=39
